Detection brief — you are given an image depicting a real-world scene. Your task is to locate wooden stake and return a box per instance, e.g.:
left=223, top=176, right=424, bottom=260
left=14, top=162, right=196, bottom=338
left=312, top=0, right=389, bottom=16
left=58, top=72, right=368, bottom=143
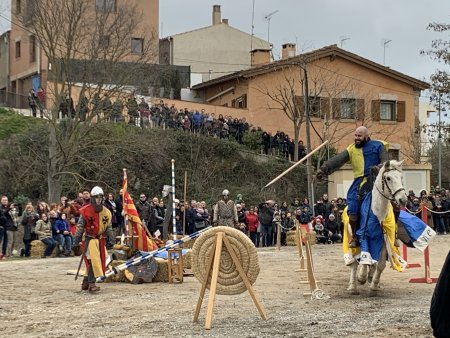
left=222, top=235, right=267, bottom=321
left=204, top=232, right=224, bottom=330
left=193, top=239, right=217, bottom=323
left=194, top=232, right=267, bottom=330
left=276, top=223, right=281, bottom=251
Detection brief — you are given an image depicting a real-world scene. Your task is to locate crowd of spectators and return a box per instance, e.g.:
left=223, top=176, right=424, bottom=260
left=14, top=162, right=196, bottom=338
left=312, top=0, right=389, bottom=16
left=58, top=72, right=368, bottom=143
left=404, top=186, right=450, bottom=235
left=2, top=184, right=449, bottom=260
left=28, top=91, right=308, bottom=161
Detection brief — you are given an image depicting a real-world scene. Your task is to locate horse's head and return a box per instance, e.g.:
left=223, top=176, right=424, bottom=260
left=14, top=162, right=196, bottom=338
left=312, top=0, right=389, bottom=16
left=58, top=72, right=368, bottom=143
left=377, top=160, right=408, bottom=207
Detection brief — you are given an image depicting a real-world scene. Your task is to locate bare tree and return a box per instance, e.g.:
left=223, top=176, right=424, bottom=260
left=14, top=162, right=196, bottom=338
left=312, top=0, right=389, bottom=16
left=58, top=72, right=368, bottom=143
left=17, top=0, right=157, bottom=201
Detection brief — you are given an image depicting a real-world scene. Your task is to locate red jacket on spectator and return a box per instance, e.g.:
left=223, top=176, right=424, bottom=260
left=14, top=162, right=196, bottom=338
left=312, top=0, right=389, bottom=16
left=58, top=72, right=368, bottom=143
left=245, top=213, right=259, bottom=233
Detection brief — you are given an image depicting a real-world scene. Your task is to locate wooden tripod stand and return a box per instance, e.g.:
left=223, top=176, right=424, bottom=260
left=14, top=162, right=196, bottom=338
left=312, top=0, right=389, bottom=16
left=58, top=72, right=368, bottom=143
left=193, top=231, right=267, bottom=330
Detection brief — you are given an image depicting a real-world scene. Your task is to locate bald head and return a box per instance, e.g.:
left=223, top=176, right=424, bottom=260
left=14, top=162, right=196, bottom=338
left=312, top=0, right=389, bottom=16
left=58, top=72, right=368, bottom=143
left=354, top=126, right=369, bottom=148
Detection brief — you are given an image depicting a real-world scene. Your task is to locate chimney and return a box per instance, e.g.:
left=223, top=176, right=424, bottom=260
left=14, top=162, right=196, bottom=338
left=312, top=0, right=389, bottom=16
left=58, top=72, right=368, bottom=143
left=251, top=49, right=271, bottom=67
left=281, top=43, right=296, bottom=60
left=222, top=18, right=229, bottom=25
left=212, top=5, right=221, bottom=25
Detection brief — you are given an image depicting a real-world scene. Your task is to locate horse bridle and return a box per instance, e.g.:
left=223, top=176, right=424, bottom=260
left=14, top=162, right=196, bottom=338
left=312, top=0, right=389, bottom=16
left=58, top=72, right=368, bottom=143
left=375, top=167, right=405, bottom=204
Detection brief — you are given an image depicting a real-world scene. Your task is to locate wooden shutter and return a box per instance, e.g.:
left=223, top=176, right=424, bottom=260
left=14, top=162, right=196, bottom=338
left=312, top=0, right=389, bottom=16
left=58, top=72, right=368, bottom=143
left=397, top=101, right=406, bottom=122
left=231, top=99, right=236, bottom=108
left=332, top=98, right=340, bottom=119
left=371, top=100, right=380, bottom=121
left=356, top=99, right=365, bottom=120
left=242, top=94, right=248, bottom=108
left=320, top=97, right=330, bottom=119
left=295, top=96, right=305, bottom=115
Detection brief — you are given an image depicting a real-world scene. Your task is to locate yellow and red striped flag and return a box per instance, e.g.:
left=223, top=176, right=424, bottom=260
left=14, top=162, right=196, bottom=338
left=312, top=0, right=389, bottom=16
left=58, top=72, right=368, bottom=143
left=122, top=172, right=157, bottom=251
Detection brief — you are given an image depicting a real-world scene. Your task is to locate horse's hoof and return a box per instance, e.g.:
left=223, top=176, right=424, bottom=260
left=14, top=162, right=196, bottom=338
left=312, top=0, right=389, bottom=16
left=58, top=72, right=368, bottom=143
left=357, top=277, right=367, bottom=285
left=347, top=287, right=359, bottom=295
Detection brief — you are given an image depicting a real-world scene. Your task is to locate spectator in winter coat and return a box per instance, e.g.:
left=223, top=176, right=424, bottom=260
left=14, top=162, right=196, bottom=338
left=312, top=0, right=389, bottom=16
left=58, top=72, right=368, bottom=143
left=325, top=214, right=342, bottom=243
left=246, top=206, right=259, bottom=247
left=0, top=195, right=14, bottom=259
left=21, top=203, right=39, bottom=257
left=35, top=214, right=56, bottom=258
left=53, top=213, right=72, bottom=256
left=258, top=200, right=275, bottom=247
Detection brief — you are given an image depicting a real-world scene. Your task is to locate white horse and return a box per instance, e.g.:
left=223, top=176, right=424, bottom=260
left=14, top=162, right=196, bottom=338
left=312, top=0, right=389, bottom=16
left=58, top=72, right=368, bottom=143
left=347, top=160, right=408, bottom=297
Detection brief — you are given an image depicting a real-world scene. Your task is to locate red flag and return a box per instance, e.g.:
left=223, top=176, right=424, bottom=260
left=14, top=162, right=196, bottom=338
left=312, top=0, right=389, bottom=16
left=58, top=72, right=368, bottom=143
left=122, top=174, right=157, bottom=251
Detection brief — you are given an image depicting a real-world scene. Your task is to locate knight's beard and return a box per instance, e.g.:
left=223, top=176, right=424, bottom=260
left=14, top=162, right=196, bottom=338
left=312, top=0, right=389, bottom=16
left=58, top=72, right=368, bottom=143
left=355, top=138, right=367, bottom=148
left=91, top=197, right=104, bottom=213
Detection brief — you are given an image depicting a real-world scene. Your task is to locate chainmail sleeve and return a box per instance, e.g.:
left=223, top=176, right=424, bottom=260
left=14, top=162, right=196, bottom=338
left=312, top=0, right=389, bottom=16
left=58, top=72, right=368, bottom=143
left=320, top=150, right=350, bottom=175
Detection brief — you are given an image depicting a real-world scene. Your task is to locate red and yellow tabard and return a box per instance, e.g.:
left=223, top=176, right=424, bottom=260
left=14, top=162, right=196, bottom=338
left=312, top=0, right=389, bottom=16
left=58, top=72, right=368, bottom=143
left=79, top=204, right=112, bottom=237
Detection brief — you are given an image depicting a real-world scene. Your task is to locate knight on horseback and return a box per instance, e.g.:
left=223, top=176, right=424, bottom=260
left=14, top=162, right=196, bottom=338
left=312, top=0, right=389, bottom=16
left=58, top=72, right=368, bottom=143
left=315, top=126, right=388, bottom=248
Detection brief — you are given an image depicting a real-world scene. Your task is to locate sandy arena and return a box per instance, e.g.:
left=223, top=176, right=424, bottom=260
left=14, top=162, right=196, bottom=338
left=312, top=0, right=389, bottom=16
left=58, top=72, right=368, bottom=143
left=0, top=235, right=448, bottom=337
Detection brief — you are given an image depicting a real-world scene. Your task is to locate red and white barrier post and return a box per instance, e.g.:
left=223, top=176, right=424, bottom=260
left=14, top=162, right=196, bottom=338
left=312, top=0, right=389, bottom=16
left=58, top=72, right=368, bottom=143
left=409, top=205, right=437, bottom=284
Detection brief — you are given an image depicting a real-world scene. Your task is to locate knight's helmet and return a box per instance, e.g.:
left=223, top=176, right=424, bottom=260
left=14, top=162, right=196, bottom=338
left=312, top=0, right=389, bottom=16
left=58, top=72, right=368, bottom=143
left=222, top=189, right=230, bottom=200
left=90, top=186, right=104, bottom=212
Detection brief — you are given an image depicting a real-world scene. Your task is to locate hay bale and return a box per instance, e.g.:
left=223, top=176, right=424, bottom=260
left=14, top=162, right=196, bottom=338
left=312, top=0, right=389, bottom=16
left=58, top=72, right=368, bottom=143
left=184, top=250, right=192, bottom=269
left=105, top=260, right=129, bottom=283
left=286, top=227, right=316, bottom=247
left=173, top=235, right=196, bottom=249
left=152, top=258, right=169, bottom=283
left=30, top=240, right=59, bottom=258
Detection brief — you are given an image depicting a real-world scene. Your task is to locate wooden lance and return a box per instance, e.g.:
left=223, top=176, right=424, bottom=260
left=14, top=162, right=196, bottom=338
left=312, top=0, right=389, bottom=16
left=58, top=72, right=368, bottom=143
left=264, top=140, right=329, bottom=188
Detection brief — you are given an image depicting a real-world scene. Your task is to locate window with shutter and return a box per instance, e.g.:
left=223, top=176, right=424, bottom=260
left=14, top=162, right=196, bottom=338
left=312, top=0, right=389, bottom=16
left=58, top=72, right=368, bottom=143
left=380, top=100, right=396, bottom=121
left=340, top=98, right=356, bottom=119
left=309, top=96, right=321, bottom=118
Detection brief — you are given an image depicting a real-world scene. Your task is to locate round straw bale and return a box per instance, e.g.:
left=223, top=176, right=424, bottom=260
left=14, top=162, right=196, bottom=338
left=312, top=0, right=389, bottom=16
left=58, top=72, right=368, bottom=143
left=191, top=226, right=259, bottom=295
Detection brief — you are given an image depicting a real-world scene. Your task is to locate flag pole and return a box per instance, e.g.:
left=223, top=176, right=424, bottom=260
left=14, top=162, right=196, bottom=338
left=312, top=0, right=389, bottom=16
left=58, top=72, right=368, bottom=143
left=123, top=168, right=133, bottom=250
left=171, top=159, right=177, bottom=241
left=264, top=140, right=329, bottom=188
left=183, top=170, right=187, bottom=235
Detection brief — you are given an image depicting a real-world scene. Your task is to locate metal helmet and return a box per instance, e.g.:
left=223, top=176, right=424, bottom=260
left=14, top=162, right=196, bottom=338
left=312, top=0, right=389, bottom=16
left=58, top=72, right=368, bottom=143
left=222, top=189, right=230, bottom=196
left=90, top=186, right=104, bottom=197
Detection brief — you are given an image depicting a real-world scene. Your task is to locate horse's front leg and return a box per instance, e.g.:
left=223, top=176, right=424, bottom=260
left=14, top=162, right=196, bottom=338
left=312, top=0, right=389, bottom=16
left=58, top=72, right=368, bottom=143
left=369, top=245, right=387, bottom=297
left=357, top=264, right=369, bottom=285
left=347, top=261, right=359, bottom=295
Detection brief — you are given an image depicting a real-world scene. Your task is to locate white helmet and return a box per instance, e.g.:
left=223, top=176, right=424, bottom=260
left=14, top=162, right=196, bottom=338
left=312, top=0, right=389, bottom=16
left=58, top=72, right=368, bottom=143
left=222, top=189, right=229, bottom=196
left=90, top=186, right=104, bottom=197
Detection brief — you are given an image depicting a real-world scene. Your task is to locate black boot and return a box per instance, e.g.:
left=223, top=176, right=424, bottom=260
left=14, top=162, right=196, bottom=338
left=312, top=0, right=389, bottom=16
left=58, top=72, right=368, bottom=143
left=81, top=278, right=89, bottom=291
left=348, top=218, right=360, bottom=248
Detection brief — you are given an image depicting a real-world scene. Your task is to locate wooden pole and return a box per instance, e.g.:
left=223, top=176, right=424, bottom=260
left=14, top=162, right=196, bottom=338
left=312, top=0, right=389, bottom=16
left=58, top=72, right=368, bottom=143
left=264, top=140, right=328, bottom=188
left=276, top=223, right=281, bottom=251
left=183, top=171, right=187, bottom=235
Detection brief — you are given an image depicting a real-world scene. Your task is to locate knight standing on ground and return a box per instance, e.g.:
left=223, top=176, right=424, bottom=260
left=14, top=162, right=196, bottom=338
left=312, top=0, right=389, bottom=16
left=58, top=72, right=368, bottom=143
left=212, top=189, right=238, bottom=227
left=315, top=126, right=388, bottom=248
left=73, top=186, right=115, bottom=292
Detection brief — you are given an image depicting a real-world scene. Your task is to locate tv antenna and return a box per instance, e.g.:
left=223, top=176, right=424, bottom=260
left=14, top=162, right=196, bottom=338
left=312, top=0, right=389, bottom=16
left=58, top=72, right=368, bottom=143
left=383, top=39, right=392, bottom=65
left=340, top=36, right=350, bottom=48
left=264, top=9, right=279, bottom=43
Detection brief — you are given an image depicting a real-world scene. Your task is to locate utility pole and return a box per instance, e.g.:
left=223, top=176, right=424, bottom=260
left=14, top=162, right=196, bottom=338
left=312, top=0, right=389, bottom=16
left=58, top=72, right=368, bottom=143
left=303, top=63, right=314, bottom=213
left=438, top=94, right=442, bottom=187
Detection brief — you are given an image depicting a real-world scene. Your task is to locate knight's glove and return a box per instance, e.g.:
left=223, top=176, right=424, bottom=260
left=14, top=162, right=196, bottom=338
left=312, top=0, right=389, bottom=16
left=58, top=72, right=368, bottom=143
left=72, top=237, right=80, bottom=249
left=371, top=165, right=381, bottom=175
left=106, top=241, right=114, bottom=250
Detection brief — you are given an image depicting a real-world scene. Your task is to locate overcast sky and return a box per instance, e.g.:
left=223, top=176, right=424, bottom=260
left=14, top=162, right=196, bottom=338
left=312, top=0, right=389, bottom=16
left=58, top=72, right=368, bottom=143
left=1, top=0, right=449, bottom=86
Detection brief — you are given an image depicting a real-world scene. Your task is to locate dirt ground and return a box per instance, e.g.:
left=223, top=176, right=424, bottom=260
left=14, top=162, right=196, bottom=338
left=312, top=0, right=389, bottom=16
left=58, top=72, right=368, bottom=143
left=0, top=235, right=448, bottom=338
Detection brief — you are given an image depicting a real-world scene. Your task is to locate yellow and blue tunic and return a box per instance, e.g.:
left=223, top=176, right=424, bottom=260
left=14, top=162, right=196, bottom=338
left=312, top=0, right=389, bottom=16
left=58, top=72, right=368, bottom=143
left=320, top=139, right=388, bottom=216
